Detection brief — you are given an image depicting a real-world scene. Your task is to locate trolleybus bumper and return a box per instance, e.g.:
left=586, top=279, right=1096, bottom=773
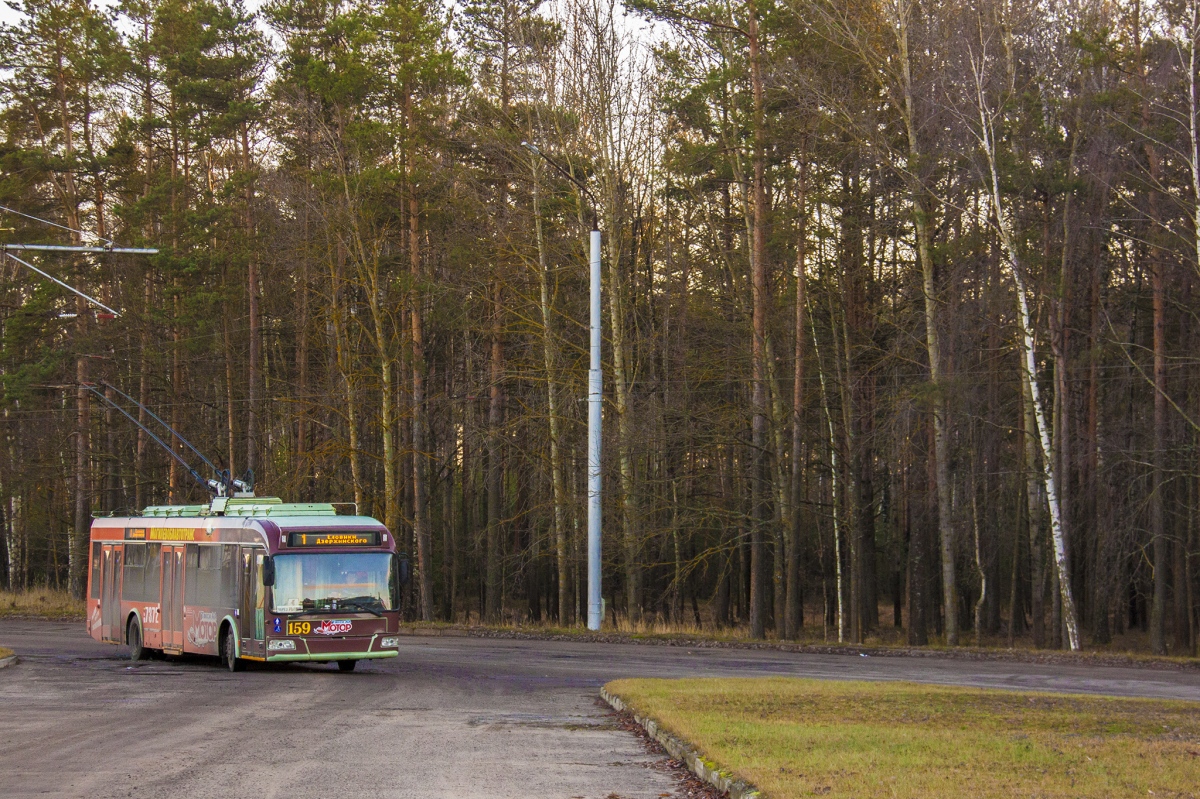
left=263, top=633, right=401, bottom=662
left=266, top=650, right=398, bottom=663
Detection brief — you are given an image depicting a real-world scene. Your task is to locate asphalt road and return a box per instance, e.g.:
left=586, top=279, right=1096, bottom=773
left=2, top=621, right=1198, bottom=799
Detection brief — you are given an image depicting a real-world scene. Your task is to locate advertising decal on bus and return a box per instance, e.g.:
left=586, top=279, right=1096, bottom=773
left=314, top=619, right=353, bottom=636
left=188, top=611, right=220, bottom=648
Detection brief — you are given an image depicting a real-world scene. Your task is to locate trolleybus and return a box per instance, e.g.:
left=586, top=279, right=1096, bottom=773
left=86, top=496, right=409, bottom=672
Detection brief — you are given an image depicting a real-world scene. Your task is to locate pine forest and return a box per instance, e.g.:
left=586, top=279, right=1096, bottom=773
left=2, top=0, right=1200, bottom=655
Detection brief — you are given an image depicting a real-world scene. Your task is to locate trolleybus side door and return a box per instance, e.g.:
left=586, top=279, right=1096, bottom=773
left=239, top=548, right=265, bottom=659
left=100, top=544, right=120, bottom=641
left=161, top=546, right=184, bottom=651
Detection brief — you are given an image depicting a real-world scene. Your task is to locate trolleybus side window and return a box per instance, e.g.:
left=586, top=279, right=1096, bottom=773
left=122, top=543, right=146, bottom=602
left=89, top=543, right=102, bottom=600
left=185, top=545, right=224, bottom=606
left=184, top=545, right=199, bottom=604
left=145, top=543, right=161, bottom=603
left=220, top=544, right=238, bottom=606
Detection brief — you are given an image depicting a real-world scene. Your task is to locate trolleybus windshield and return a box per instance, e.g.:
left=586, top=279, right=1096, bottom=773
left=272, top=552, right=396, bottom=613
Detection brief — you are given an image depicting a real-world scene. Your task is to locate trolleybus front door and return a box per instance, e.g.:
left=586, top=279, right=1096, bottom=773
left=239, top=549, right=265, bottom=659
left=100, top=544, right=119, bottom=642
left=161, top=546, right=184, bottom=651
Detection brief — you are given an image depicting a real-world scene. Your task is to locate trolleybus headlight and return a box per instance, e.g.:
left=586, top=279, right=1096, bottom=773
left=268, top=639, right=296, bottom=651
left=381, top=637, right=399, bottom=648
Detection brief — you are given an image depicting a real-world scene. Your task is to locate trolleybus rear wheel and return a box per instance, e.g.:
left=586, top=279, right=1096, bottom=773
left=221, top=627, right=244, bottom=673
left=127, top=618, right=147, bottom=661
left=337, top=660, right=357, bottom=672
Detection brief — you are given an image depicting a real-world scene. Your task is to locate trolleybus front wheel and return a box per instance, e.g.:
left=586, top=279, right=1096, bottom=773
left=337, top=660, right=357, bottom=672
left=221, top=627, right=244, bottom=673
left=127, top=617, right=147, bottom=662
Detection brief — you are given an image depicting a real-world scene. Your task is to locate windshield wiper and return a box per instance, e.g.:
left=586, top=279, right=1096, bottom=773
left=337, top=596, right=383, bottom=617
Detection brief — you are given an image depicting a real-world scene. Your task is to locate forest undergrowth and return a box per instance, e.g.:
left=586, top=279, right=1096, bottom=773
left=4, top=587, right=1194, bottom=669
left=0, top=588, right=87, bottom=621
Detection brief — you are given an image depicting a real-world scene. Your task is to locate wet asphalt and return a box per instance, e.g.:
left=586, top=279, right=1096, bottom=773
left=1, top=620, right=1197, bottom=798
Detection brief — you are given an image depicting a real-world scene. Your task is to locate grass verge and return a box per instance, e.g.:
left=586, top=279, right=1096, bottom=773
left=605, top=677, right=1200, bottom=799
left=0, top=588, right=85, bottom=620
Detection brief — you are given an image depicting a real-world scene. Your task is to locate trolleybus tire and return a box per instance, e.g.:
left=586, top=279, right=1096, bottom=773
left=221, top=627, right=244, bottom=672
left=127, top=617, right=147, bottom=661
left=337, top=660, right=357, bottom=672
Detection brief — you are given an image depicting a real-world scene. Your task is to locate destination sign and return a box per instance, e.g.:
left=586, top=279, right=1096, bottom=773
left=287, top=531, right=379, bottom=547
left=126, top=527, right=195, bottom=541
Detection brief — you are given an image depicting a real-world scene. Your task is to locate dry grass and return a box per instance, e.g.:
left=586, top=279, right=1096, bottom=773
left=0, top=646, right=12, bottom=659
left=0, top=588, right=85, bottom=620
left=606, top=677, right=1200, bottom=799
left=434, top=604, right=1197, bottom=660
left=406, top=618, right=1200, bottom=671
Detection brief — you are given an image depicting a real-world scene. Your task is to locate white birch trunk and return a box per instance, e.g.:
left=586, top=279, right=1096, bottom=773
left=973, top=70, right=1081, bottom=649
left=811, top=307, right=845, bottom=642
left=1188, top=1, right=1200, bottom=277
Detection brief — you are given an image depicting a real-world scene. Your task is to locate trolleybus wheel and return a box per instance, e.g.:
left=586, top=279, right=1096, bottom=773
left=127, top=617, right=147, bottom=662
left=222, top=627, right=244, bottom=673
left=337, top=660, right=357, bottom=673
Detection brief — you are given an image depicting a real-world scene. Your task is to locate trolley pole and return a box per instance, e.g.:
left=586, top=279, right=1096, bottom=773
left=587, top=229, right=603, bottom=631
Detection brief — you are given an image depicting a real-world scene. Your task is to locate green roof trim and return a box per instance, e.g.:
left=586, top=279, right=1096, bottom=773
left=224, top=500, right=337, bottom=517
left=139, top=497, right=338, bottom=518
left=141, top=504, right=208, bottom=518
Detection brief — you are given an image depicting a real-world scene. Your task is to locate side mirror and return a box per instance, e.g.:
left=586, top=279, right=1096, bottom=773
left=398, top=555, right=411, bottom=586
left=262, top=555, right=276, bottom=587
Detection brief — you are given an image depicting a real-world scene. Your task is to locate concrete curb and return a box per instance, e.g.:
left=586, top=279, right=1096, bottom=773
left=601, top=686, right=760, bottom=799
left=0, top=654, right=18, bottom=670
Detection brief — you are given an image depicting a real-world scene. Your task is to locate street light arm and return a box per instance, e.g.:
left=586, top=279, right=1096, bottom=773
left=0, top=204, right=115, bottom=247
left=521, top=142, right=600, bottom=229
left=2, top=251, right=120, bottom=317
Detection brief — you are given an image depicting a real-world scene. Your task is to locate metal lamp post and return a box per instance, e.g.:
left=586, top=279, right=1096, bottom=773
left=522, top=142, right=603, bottom=631
left=586, top=228, right=602, bottom=631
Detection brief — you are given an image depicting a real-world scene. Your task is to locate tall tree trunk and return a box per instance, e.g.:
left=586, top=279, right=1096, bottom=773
left=529, top=152, right=569, bottom=624
left=1150, top=234, right=1168, bottom=655
left=295, top=210, right=311, bottom=500
left=896, top=0, right=957, bottom=644
left=329, top=246, right=364, bottom=513
left=443, top=359, right=457, bottom=622
left=786, top=211, right=807, bottom=639
left=906, top=433, right=928, bottom=645
left=242, top=124, right=260, bottom=480
left=813, top=310, right=845, bottom=641
left=766, top=337, right=790, bottom=638
left=224, top=320, right=238, bottom=479
left=72, top=350, right=89, bottom=600
left=746, top=0, right=770, bottom=640
left=411, top=193, right=433, bottom=622
left=1022, top=337, right=1047, bottom=648
left=486, top=280, right=504, bottom=622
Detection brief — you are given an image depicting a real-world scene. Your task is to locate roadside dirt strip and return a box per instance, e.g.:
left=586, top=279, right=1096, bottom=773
left=2, top=621, right=1197, bottom=799
left=602, top=687, right=760, bottom=799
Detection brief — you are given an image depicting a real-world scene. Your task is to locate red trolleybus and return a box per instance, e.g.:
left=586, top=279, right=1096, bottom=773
left=86, top=497, right=409, bottom=672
